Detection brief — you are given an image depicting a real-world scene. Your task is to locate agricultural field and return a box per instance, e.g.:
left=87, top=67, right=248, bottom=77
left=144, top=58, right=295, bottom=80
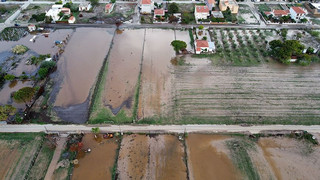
left=0, top=133, right=54, bottom=180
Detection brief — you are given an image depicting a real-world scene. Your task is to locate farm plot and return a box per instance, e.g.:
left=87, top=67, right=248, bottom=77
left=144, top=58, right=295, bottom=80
left=173, top=56, right=320, bottom=124
left=117, top=134, right=187, bottom=179
left=51, top=28, right=114, bottom=123
left=71, top=134, right=119, bottom=180
left=89, top=29, right=145, bottom=124
left=137, top=29, right=175, bottom=121
left=0, top=133, right=46, bottom=180
left=258, top=137, right=320, bottom=180
left=237, top=5, right=258, bottom=24
left=175, top=29, right=193, bottom=52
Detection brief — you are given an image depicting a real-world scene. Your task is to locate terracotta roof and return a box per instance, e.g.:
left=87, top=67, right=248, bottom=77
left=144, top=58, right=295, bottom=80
left=207, top=0, right=215, bottom=4
left=69, top=16, right=75, bottom=20
left=273, top=10, right=289, bottom=16
left=142, top=0, right=151, bottom=5
left=61, top=8, right=70, bottom=11
left=105, top=3, right=113, bottom=9
left=154, top=9, right=165, bottom=15
left=28, top=24, right=35, bottom=27
left=264, top=11, right=272, bottom=15
left=195, top=5, right=209, bottom=13
left=291, top=6, right=306, bottom=14
left=196, top=40, right=209, bottom=48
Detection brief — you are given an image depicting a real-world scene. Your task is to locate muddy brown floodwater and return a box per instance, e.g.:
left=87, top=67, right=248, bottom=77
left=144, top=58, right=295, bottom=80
left=186, top=134, right=241, bottom=180
left=102, top=29, right=145, bottom=115
left=71, top=134, right=118, bottom=180
left=138, top=29, right=176, bottom=119
left=52, top=28, right=114, bottom=123
left=258, top=137, right=320, bottom=180
left=117, top=134, right=187, bottom=180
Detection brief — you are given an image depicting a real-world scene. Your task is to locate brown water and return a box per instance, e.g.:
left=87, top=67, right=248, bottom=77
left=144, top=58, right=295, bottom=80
left=0, top=80, right=33, bottom=108
left=138, top=29, right=175, bottom=119
left=54, top=28, right=114, bottom=107
left=102, top=29, right=145, bottom=115
left=71, top=134, right=118, bottom=180
left=186, top=134, right=241, bottom=180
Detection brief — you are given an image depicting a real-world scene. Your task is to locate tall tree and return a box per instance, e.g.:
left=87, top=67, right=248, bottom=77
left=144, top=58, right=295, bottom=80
left=13, top=87, right=36, bottom=107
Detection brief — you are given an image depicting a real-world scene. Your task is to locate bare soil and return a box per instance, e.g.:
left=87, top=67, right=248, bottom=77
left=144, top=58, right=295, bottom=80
left=102, top=29, right=145, bottom=115
left=186, top=134, right=241, bottom=180
left=117, top=134, right=187, bottom=179
left=71, top=134, right=119, bottom=180
left=138, top=29, right=175, bottom=119
left=258, top=137, right=320, bottom=180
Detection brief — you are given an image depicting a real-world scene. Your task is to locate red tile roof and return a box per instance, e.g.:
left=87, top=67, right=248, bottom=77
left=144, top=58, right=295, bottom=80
left=195, top=5, right=209, bottom=13
left=207, top=0, right=216, bottom=4
left=264, top=11, right=272, bottom=15
left=154, top=9, right=165, bottom=15
left=142, top=0, right=151, bottom=5
left=105, top=3, right=113, bottom=9
left=196, top=40, right=209, bottom=48
left=291, top=6, right=306, bottom=14
left=69, top=16, right=75, bottom=21
left=273, top=10, right=289, bottom=16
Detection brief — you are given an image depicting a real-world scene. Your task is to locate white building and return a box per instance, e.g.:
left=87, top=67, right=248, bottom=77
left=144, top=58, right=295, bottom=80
left=290, top=6, right=307, bottom=21
left=105, top=3, right=115, bottom=14
left=195, top=40, right=215, bottom=54
left=45, top=5, right=63, bottom=22
left=68, top=16, right=75, bottom=23
left=79, top=2, right=92, bottom=11
left=140, top=0, right=153, bottom=14
left=194, top=5, right=210, bottom=20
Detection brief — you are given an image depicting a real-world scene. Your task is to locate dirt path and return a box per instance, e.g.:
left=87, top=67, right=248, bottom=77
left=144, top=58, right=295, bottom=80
left=44, top=136, right=67, bottom=180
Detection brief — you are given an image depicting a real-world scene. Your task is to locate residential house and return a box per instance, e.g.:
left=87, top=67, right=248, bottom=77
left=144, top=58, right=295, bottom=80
left=28, top=24, right=36, bottom=32
left=290, top=6, right=307, bottom=21
left=206, top=0, right=216, bottom=11
left=79, top=2, right=92, bottom=11
left=61, top=8, right=71, bottom=15
left=219, top=0, right=239, bottom=14
left=68, top=16, right=75, bottom=23
left=264, top=9, right=290, bottom=17
left=195, top=40, right=215, bottom=54
left=105, top=3, right=115, bottom=14
left=306, top=3, right=320, bottom=17
left=194, top=5, right=210, bottom=21
left=211, top=11, right=224, bottom=18
left=45, top=5, right=63, bottom=22
left=140, top=0, right=153, bottom=14
left=154, top=9, right=165, bottom=19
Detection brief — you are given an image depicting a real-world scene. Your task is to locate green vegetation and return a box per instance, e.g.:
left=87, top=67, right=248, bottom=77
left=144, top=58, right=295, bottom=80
left=4, top=74, right=16, bottom=81
left=111, top=136, right=122, bottom=180
left=0, top=28, right=28, bottom=41
left=0, top=105, right=16, bottom=121
left=89, top=0, right=99, bottom=6
left=170, top=56, right=186, bottom=66
left=0, top=132, right=43, bottom=142
left=91, top=127, right=100, bottom=133
left=222, top=7, right=237, bottom=22
left=226, top=139, right=260, bottom=180
left=31, top=13, right=46, bottom=22
left=168, top=2, right=179, bottom=14
left=30, top=54, right=50, bottom=65
left=257, top=4, right=271, bottom=12
left=38, top=68, right=49, bottom=80
left=181, top=12, right=195, bottom=24
left=171, top=40, right=187, bottom=53
left=12, top=45, right=29, bottom=55
left=13, top=87, right=36, bottom=106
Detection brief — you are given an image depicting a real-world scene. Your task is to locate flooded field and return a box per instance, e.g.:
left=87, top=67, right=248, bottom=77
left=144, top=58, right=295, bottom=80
left=138, top=29, right=176, bottom=120
left=259, top=137, right=320, bottom=180
left=51, top=28, right=114, bottom=123
left=117, top=134, right=187, bottom=179
left=0, top=80, right=33, bottom=108
left=173, top=56, right=320, bottom=124
left=186, top=134, right=240, bottom=180
left=72, top=134, right=119, bottom=180
left=175, top=30, right=193, bottom=52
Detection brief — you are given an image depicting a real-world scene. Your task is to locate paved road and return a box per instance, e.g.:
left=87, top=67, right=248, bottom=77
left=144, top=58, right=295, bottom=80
left=1, top=124, right=320, bottom=134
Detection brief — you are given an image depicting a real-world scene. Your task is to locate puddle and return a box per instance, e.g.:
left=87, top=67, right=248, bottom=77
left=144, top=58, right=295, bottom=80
left=102, top=29, right=145, bottom=115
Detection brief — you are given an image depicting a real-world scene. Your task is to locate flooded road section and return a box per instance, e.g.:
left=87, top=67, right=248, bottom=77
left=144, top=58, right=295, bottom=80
left=52, top=28, right=114, bottom=123
left=71, top=134, right=118, bottom=180
left=186, top=134, right=241, bottom=180
left=102, top=29, right=145, bottom=115
left=138, top=29, right=175, bottom=119
left=117, top=134, right=187, bottom=179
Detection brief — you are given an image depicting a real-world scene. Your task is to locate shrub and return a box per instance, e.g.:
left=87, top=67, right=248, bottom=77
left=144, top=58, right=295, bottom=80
left=4, top=74, right=15, bottom=81
left=12, top=45, right=28, bottom=55
left=38, top=68, right=48, bottom=79
left=40, top=61, right=56, bottom=69
left=31, top=13, right=46, bottom=22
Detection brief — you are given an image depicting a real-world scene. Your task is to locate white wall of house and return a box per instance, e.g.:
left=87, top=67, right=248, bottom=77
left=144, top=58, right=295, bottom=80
left=194, top=12, right=209, bottom=20
left=290, top=8, right=306, bottom=20
left=141, top=4, right=153, bottom=14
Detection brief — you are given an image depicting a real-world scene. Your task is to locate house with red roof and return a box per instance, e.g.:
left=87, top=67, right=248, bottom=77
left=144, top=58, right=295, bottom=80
left=194, top=5, right=210, bottom=21
left=154, top=9, right=165, bottom=19
left=264, top=9, right=290, bottom=17
left=105, top=3, right=114, bottom=14
left=68, top=16, right=75, bottom=24
left=195, top=40, right=215, bottom=54
left=140, top=0, right=154, bottom=14
left=61, top=8, right=71, bottom=15
left=290, top=6, right=307, bottom=21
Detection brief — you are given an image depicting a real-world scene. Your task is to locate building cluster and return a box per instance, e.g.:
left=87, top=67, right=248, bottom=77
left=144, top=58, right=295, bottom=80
left=264, top=6, right=307, bottom=21
left=45, top=4, right=75, bottom=23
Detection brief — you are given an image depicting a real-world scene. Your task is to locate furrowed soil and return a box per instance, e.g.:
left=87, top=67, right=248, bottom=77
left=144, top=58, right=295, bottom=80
left=101, top=29, right=145, bottom=116
left=174, top=56, right=320, bottom=124
left=138, top=29, right=176, bottom=120
left=117, top=134, right=186, bottom=179
left=51, top=28, right=114, bottom=123
left=186, top=134, right=241, bottom=180
left=71, top=134, right=119, bottom=180
left=258, top=137, right=320, bottom=180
